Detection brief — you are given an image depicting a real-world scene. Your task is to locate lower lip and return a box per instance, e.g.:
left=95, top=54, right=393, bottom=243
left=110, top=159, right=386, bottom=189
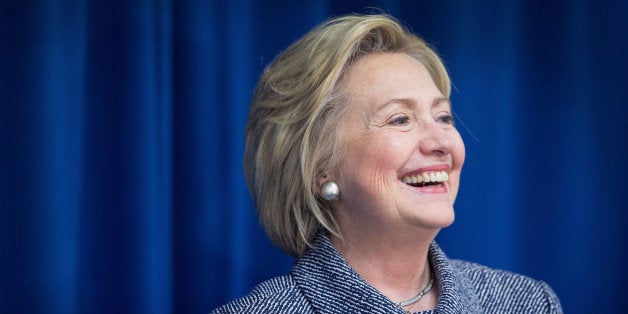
left=406, top=183, right=448, bottom=194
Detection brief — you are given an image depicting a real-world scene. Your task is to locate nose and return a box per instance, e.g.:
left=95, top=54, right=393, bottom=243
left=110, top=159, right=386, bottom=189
left=418, top=124, right=455, bottom=157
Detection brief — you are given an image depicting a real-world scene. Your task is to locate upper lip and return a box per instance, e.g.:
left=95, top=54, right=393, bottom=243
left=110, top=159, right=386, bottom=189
left=399, top=164, right=451, bottom=178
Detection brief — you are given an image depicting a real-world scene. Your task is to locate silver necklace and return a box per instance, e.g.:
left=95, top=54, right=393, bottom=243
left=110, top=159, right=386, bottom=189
left=396, top=273, right=434, bottom=308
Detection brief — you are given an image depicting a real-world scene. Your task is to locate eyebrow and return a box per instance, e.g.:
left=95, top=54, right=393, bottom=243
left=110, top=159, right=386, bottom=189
left=375, top=96, right=451, bottom=112
left=432, top=97, right=451, bottom=108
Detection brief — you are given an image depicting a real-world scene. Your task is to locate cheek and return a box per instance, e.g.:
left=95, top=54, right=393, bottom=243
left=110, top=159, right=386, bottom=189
left=449, top=132, right=466, bottom=200
left=368, top=135, right=410, bottom=172
left=452, top=133, right=466, bottom=170
left=340, top=134, right=407, bottom=188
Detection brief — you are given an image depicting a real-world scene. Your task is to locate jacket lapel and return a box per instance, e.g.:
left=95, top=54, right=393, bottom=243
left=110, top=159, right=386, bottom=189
left=429, top=242, right=483, bottom=313
left=291, top=232, right=483, bottom=313
left=292, top=232, right=406, bottom=313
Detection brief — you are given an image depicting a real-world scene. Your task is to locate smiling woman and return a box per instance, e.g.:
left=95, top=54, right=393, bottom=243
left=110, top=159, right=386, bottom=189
left=211, top=14, right=563, bottom=314
left=334, top=53, right=464, bottom=241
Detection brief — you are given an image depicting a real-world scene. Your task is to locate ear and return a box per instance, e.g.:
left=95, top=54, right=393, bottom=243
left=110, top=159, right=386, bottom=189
left=316, top=172, right=331, bottom=190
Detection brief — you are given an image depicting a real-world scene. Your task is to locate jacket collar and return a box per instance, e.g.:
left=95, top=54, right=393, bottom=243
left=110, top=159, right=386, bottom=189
left=291, top=231, right=481, bottom=314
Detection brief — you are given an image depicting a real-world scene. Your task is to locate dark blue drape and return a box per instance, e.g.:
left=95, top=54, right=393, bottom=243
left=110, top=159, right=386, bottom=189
left=1, top=1, right=626, bottom=313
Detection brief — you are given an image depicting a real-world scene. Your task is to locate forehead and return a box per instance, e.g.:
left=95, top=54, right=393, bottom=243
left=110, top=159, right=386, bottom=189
left=345, top=52, right=427, bottom=82
left=341, top=53, right=442, bottom=106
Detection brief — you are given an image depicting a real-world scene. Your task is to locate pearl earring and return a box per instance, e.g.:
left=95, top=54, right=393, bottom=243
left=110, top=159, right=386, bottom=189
left=321, top=181, right=340, bottom=201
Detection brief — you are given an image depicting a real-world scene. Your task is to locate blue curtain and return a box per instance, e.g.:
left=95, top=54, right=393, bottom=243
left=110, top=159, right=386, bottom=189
left=1, top=1, right=626, bottom=313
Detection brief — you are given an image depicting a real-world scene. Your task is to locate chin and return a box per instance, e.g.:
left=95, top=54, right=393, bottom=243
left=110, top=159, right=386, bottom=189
left=423, top=214, right=454, bottom=229
left=404, top=205, right=455, bottom=229
left=436, top=213, right=455, bottom=228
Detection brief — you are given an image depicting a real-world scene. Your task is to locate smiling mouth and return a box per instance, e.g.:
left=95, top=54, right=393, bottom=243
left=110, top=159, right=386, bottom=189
left=401, top=171, right=449, bottom=187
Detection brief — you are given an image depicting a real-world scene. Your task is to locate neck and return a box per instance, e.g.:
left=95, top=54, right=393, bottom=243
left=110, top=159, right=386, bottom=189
left=331, top=225, right=438, bottom=309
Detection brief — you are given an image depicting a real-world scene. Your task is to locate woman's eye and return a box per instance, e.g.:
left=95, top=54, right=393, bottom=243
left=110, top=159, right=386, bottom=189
left=390, top=115, right=409, bottom=125
left=437, top=114, right=454, bottom=124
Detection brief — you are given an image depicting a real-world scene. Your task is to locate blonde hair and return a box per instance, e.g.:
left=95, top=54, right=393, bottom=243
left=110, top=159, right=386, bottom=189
left=244, top=14, right=451, bottom=257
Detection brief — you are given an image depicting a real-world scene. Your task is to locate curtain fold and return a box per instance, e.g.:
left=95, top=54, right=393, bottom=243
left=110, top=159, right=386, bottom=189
left=77, top=1, right=173, bottom=312
left=1, top=1, right=626, bottom=313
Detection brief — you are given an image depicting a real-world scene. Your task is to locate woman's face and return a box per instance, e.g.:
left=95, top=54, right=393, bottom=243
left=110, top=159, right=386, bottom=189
left=334, top=53, right=465, bottom=233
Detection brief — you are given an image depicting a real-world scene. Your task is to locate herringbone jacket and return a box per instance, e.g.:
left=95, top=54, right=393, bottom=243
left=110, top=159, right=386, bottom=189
left=212, top=232, right=562, bottom=313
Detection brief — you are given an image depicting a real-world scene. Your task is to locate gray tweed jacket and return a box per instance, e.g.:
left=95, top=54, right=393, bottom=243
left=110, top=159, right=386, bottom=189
left=211, top=232, right=563, bottom=313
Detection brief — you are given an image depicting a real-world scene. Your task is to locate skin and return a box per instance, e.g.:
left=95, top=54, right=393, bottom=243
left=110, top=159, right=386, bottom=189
left=328, top=52, right=465, bottom=312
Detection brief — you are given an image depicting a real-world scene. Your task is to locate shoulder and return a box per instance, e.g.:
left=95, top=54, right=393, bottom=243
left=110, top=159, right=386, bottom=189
left=450, top=259, right=563, bottom=313
left=210, top=275, right=313, bottom=314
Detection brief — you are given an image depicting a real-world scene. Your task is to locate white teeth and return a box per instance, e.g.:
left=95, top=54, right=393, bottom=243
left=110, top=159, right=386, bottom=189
left=422, top=172, right=430, bottom=182
left=402, top=171, right=449, bottom=185
left=407, top=175, right=422, bottom=184
left=429, top=173, right=437, bottom=182
left=435, top=172, right=443, bottom=181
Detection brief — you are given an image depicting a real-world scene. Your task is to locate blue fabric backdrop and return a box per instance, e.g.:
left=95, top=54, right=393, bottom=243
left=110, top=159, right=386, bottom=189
left=1, top=1, right=626, bottom=313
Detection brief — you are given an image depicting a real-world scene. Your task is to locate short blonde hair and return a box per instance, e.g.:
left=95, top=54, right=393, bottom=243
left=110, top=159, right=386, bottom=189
left=244, top=14, right=451, bottom=257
